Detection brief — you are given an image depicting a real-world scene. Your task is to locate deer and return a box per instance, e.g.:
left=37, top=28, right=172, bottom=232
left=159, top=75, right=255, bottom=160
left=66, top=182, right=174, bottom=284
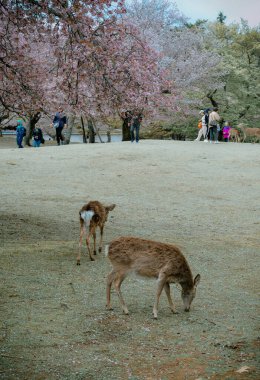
left=77, top=201, right=116, bottom=265
left=229, top=128, right=241, bottom=143
left=106, top=236, right=200, bottom=319
left=238, top=125, right=260, bottom=143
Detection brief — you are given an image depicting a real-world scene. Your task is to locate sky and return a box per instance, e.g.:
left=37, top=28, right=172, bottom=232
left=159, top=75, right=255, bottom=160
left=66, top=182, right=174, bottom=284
left=173, top=0, right=260, bottom=27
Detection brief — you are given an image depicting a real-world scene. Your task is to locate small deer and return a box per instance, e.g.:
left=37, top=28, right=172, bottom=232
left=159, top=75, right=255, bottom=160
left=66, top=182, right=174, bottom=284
left=229, top=128, right=241, bottom=143
left=77, top=201, right=116, bottom=265
left=106, top=237, right=200, bottom=319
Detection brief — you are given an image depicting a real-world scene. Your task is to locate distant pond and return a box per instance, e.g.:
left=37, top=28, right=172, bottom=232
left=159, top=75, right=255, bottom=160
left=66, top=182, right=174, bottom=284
left=69, top=134, right=122, bottom=143
left=2, top=131, right=122, bottom=143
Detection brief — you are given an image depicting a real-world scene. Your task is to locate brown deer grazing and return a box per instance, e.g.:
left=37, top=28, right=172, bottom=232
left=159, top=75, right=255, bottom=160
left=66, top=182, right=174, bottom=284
left=229, top=128, right=241, bottom=143
left=106, top=236, right=200, bottom=319
left=77, top=201, right=116, bottom=265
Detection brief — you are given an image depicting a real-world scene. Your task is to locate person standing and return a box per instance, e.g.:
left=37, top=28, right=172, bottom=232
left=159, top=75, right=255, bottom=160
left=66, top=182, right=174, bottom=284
left=32, top=126, right=44, bottom=147
left=16, top=120, right=26, bottom=148
left=130, top=112, right=142, bottom=143
left=222, top=122, right=231, bottom=142
left=209, top=107, right=221, bottom=144
left=204, top=108, right=210, bottom=141
left=53, top=107, right=67, bottom=145
left=195, top=110, right=208, bottom=142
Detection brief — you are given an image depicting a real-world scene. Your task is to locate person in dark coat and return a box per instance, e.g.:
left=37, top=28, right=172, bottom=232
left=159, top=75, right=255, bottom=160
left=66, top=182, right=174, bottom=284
left=32, top=127, right=44, bottom=147
left=53, top=107, right=67, bottom=145
left=130, top=111, right=142, bottom=143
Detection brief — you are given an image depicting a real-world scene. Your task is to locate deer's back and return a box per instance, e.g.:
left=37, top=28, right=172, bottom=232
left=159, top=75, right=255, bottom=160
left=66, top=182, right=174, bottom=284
left=108, top=237, right=191, bottom=279
left=80, top=201, right=106, bottom=224
left=245, top=128, right=260, bottom=136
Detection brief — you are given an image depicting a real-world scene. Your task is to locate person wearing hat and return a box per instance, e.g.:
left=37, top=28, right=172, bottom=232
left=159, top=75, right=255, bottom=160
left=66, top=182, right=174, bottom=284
left=194, top=110, right=208, bottom=142
left=16, top=120, right=26, bottom=148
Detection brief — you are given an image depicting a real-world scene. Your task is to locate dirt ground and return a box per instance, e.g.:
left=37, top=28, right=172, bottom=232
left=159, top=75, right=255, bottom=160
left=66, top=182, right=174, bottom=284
left=0, top=136, right=259, bottom=380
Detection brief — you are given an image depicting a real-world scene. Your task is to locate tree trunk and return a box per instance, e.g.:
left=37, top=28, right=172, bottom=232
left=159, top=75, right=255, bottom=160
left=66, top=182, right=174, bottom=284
left=88, top=119, right=95, bottom=143
left=122, top=120, right=131, bottom=141
left=207, top=91, right=218, bottom=108
left=25, top=112, right=41, bottom=146
left=81, top=116, right=87, bottom=143
left=91, top=118, right=104, bottom=143
left=63, top=115, right=75, bottom=144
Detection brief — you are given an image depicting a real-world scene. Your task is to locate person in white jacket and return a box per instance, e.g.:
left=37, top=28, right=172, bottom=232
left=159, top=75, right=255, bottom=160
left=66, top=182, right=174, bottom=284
left=195, top=110, right=208, bottom=142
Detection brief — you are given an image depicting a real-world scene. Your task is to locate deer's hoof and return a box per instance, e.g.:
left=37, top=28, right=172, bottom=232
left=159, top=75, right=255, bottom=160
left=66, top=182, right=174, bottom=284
left=76, top=261, right=81, bottom=266
left=94, top=250, right=97, bottom=255
left=90, top=257, right=95, bottom=261
left=98, top=247, right=102, bottom=253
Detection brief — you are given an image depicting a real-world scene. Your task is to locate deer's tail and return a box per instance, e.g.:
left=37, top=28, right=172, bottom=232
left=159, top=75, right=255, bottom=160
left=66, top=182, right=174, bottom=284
left=80, top=210, right=94, bottom=226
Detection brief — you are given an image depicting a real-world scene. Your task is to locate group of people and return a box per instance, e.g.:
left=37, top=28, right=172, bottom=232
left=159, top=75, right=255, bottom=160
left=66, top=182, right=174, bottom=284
left=16, top=106, right=233, bottom=148
left=16, top=107, right=67, bottom=148
left=121, top=110, right=143, bottom=143
left=195, top=107, right=231, bottom=143
left=16, top=120, right=44, bottom=148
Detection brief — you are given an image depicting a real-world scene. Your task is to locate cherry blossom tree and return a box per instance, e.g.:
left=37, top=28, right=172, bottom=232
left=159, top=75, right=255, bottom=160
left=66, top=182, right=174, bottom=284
left=126, top=0, right=224, bottom=119
left=1, top=0, right=176, bottom=142
left=0, top=1, right=59, bottom=142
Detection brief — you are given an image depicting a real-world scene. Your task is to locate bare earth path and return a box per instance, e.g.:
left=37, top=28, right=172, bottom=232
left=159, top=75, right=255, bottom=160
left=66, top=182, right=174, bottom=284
left=0, top=139, right=259, bottom=379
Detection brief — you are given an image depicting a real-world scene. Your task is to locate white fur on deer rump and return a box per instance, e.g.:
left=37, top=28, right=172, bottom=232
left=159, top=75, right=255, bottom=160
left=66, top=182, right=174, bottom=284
left=80, top=210, right=94, bottom=225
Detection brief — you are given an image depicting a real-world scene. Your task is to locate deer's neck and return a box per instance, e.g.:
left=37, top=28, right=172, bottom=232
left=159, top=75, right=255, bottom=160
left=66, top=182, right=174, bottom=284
left=179, top=268, right=193, bottom=291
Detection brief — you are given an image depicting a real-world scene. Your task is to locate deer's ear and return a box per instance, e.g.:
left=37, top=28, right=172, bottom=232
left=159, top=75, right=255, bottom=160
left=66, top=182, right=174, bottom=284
left=194, top=274, right=201, bottom=287
left=106, top=204, right=116, bottom=211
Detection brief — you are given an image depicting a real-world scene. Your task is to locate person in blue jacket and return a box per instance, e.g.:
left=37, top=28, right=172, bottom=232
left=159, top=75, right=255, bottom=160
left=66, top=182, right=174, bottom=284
left=53, top=107, right=67, bottom=145
left=16, top=120, right=26, bottom=148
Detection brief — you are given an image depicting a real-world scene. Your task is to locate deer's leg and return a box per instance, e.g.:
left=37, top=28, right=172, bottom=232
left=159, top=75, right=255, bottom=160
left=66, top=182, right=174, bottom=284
left=77, top=225, right=85, bottom=265
left=106, top=270, right=117, bottom=310
left=86, top=232, right=95, bottom=261
left=93, top=229, right=97, bottom=255
left=164, top=282, right=177, bottom=314
left=98, top=225, right=104, bottom=253
left=153, top=274, right=167, bottom=319
left=114, top=272, right=129, bottom=315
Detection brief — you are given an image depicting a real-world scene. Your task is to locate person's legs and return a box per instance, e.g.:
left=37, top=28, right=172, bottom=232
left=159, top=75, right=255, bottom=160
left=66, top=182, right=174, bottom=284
left=130, top=124, right=135, bottom=142
left=202, top=125, right=208, bottom=141
left=205, top=125, right=209, bottom=139
left=60, top=128, right=64, bottom=144
left=214, top=126, right=219, bottom=143
left=33, top=140, right=41, bottom=147
left=209, top=128, right=214, bottom=142
left=56, top=127, right=62, bottom=145
left=17, top=136, right=23, bottom=148
left=135, top=125, right=140, bottom=142
left=195, top=128, right=203, bottom=141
